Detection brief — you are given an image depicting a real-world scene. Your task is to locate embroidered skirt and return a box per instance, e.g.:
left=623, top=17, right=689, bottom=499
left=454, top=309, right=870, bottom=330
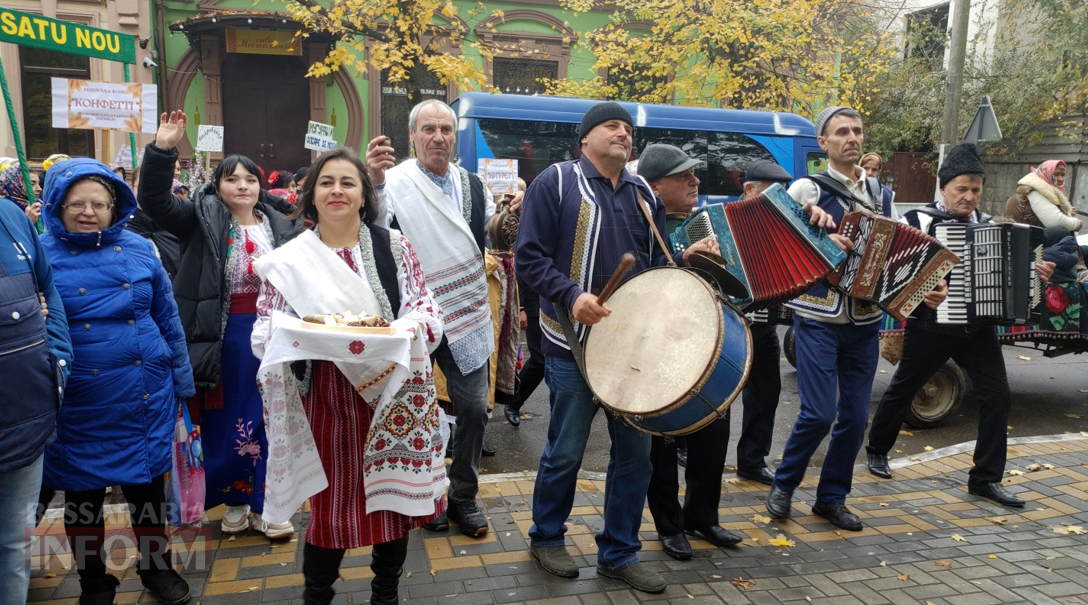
left=190, top=310, right=268, bottom=513
left=303, top=361, right=445, bottom=549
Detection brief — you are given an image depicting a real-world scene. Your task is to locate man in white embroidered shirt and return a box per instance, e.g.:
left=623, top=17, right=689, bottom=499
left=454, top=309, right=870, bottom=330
left=365, top=99, right=495, bottom=537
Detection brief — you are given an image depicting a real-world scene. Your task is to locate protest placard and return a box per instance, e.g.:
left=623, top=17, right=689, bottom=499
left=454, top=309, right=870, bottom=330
left=305, top=121, right=336, bottom=152
left=477, top=158, right=519, bottom=195
left=196, top=125, right=224, bottom=152
left=51, top=78, right=156, bottom=133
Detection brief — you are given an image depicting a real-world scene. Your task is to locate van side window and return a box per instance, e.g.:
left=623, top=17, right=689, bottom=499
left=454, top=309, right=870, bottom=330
left=478, top=118, right=580, bottom=184
left=807, top=152, right=829, bottom=175
left=708, top=133, right=776, bottom=197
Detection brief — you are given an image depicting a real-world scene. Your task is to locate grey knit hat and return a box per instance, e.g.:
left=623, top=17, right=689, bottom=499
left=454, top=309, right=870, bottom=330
left=814, top=105, right=852, bottom=136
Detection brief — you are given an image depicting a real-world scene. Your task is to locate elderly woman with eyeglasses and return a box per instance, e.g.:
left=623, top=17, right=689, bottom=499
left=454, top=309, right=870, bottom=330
left=39, top=159, right=195, bottom=605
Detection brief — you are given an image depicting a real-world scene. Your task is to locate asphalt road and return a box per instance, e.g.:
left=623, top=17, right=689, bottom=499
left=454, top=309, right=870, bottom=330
left=481, top=326, right=1088, bottom=475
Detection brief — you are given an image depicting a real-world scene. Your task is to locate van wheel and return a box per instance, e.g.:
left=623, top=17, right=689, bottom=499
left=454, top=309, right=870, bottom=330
left=904, top=360, right=966, bottom=429
left=783, top=326, right=796, bottom=369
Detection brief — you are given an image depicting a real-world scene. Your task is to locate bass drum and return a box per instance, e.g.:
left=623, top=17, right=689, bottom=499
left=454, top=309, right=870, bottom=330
left=583, top=267, right=753, bottom=436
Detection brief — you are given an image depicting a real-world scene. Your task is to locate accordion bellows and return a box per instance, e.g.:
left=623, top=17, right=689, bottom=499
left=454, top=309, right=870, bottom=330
left=669, top=183, right=847, bottom=312
left=829, top=212, right=959, bottom=321
left=934, top=222, right=1044, bottom=325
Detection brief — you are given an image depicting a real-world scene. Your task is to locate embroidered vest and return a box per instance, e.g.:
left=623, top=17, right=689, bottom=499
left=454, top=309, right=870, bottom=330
left=786, top=173, right=895, bottom=324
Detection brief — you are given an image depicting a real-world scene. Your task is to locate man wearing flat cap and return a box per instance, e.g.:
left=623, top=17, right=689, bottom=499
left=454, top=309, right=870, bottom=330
left=515, top=103, right=717, bottom=593
left=637, top=144, right=744, bottom=561
left=735, top=159, right=795, bottom=486
left=864, top=142, right=1054, bottom=508
left=768, top=106, right=902, bottom=531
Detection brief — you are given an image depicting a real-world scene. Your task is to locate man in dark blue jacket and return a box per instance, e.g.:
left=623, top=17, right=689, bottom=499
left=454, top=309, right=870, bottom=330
left=0, top=197, right=71, bottom=605
left=515, top=103, right=717, bottom=593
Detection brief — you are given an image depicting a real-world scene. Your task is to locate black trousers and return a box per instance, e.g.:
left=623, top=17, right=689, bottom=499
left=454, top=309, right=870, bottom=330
left=503, top=279, right=545, bottom=410
left=737, top=322, right=782, bottom=472
left=64, top=474, right=171, bottom=578
left=867, top=324, right=1011, bottom=485
left=647, top=414, right=730, bottom=536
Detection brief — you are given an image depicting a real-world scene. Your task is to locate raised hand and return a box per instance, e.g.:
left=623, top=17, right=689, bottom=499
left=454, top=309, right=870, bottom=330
left=365, top=136, right=396, bottom=186
left=155, top=110, right=188, bottom=150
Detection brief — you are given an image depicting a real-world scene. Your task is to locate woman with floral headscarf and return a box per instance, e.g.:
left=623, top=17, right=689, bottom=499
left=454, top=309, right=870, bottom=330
left=1005, top=160, right=1081, bottom=232
left=0, top=162, right=44, bottom=232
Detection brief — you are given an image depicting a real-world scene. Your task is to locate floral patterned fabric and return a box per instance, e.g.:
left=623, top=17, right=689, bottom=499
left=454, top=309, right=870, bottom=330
left=1041, top=282, right=1082, bottom=332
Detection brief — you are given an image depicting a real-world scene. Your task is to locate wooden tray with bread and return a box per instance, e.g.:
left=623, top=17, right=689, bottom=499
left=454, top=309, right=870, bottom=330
left=299, top=313, right=397, bottom=335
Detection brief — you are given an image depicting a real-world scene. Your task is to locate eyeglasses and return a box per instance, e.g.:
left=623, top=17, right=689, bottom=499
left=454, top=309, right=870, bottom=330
left=63, top=201, right=113, bottom=214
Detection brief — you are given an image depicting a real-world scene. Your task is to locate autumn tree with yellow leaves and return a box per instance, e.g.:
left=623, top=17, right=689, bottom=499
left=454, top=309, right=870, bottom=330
left=546, top=0, right=897, bottom=116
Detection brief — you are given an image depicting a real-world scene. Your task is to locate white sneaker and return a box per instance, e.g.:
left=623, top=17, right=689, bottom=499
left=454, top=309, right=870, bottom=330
left=221, top=505, right=251, bottom=534
left=250, top=511, right=295, bottom=539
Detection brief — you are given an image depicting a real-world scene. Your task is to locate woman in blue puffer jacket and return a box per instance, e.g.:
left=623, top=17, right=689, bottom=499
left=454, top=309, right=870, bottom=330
left=39, top=159, right=195, bottom=605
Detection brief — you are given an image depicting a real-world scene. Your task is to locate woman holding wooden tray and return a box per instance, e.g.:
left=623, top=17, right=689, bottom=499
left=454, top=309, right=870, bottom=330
left=250, top=147, right=446, bottom=605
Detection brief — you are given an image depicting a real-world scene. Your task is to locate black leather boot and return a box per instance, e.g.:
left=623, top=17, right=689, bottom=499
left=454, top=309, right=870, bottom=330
left=369, top=536, right=409, bottom=605
left=78, top=573, right=120, bottom=605
left=302, top=543, right=345, bottom=605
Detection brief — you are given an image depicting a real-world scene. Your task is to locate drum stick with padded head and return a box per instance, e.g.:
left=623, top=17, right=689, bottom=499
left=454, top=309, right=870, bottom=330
left=597, top=252, right=635, bottom=305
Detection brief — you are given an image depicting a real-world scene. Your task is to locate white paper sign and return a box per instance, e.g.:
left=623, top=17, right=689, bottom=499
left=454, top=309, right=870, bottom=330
left=51, top=78, right=157, bottom=133
left=305, top=121, right=336, bottom=151
left=476, top=158, right=519, bottom=195
left=113, top=144, right=145, bottom=169
left=196, top=125, right=225, bottom=152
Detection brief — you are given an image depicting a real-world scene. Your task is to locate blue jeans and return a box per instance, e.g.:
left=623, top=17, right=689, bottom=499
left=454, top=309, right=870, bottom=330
left=529, top=356, right=652, bottom=570
left=0, top=454, right=43, bottom=605
left=774, top=317, right=879, bottom=504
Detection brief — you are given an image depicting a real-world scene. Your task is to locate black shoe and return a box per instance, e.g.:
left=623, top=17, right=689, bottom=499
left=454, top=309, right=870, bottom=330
left=812, top=501, right=863, bottom=531
left=139, top=568, right=191, bottom=605
left=421, top=511, right=449, bottom=532
left=686, top=526, right=742, bottom=547
left=78, top=573, right=120, bottom=605
left=867, top=452, right=892, bottom=479
left=504, top=404, right=522, bottom=427
left=482, top=442, right=496, bottom=457
left=765, top=484, right=793, bottom=519
left=736, top=467, right=775, bottom=485
left=676, top=447, right=688, bottom=468
left=968, top=482, right=1025, bottom=508
left=659, top=533, right=692, bottom=560
left=447, top=500, right=489, bottom=537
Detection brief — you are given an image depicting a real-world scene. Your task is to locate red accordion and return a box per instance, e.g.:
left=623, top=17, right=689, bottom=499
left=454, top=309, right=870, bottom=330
left=828, top=212, right=960, bottom=320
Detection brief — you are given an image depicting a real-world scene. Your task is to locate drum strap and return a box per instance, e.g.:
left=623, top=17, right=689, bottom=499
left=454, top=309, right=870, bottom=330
left=553, top=301, right=589, bottom=381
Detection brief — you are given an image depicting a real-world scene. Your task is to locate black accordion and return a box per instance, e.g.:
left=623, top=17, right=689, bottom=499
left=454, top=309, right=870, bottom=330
left=933, top=222, right=1044, bottom=325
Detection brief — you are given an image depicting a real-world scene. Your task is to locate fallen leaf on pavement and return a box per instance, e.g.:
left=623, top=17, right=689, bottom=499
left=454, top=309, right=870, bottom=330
left=710, top=574, right=722, bottom=579
left=880, top=561, right=887, bottom=567
left=990, top=517, right=1008, bottom=525
left=879, top=503, right=890, bottom=508
left=1008, top=470, right=1024, bottom=476
left=1050, top=525, right=1088, bottom=535
left=1025, top=464, right=1041, bottom=472
left=897, top=573, right=909, bottom=581
left=732, top=577, right=756, bottom=590
left=430, top=568, right=436, bottom=577
left=910, top=456, right=922, bottom=461
left=988, top=554, right=998, bottom=559
left=1066, top=414, right=1082, bottom=419
left=768, top=534, right=795, bottom=548
left=519, top=413, right=533, bottom=420
left=1043, top=464, right=1054, bottom=470
left=895, top=449, right=904, bottom=453
left=751, top=514, right=772, bottom=524
left=405, top=571, right=411, bottom=578
left=43, top=572, right=56, bottom=579
left=899, top=430, right=914, bottom=436
left=1016, top=355, right=1032, bottom=360
left=924, top=445, right=934, bottom=451
left=934, top=560, right=953, bottom=569
left=951, top=534, right=967, bottom=542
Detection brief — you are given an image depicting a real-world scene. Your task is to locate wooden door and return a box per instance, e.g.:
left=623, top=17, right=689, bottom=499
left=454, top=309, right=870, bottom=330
left=221, top=53, right=311, bottom=172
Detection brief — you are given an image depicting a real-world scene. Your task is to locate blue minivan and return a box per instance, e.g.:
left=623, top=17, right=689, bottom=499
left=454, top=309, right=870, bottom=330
left=450, top=92, right=828, bottom=202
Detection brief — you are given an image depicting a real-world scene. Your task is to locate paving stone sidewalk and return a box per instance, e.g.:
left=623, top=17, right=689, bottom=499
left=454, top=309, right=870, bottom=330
left=28, top=436, right=1088, bottom=605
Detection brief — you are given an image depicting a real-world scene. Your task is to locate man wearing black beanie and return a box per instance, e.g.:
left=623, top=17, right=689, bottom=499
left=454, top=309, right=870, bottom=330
left=865, top=142, right=1055, bottom=508
left=515, top=102, right=717, bottom=593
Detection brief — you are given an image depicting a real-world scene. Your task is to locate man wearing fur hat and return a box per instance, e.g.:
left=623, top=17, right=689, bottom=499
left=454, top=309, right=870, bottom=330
left=515, top=103, right=718, bottom=593
left=865, top=143, right=1054, bottom=507
left=767, top=106, right=902, bottom=531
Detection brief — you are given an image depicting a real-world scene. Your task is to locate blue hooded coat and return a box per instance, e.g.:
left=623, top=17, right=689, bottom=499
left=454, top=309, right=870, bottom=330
left=40, top=159, right=195, bottom=491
